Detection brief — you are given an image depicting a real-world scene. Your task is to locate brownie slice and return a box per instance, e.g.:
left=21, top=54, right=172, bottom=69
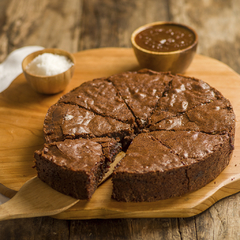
left=112, top=130, right=233, bottom=202
left=34, top=138, right=121, bottom=199
left=149, top=98, right=235, bottom=139
left=112, top=133, right=188, bottom=202
left=149, top=74, right=222, bottom=124
left=150, top=131, right=232, bottom=193
left=58, top=77, right=135, bottom=125
left=43, top=103, right=134, bottom=144
left=107, top=69, right=172, bottom=128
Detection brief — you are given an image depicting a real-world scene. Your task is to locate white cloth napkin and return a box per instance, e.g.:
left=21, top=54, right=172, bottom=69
left=0, top=46, right=44, bottom=92
left=0, top=46, right=44, bottom=205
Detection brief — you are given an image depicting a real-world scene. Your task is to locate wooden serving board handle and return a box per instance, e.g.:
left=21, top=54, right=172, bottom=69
left=0, top=177, right=78, bottom=221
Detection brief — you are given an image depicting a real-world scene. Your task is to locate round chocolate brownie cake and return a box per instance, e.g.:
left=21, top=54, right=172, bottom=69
left=34, top=69, right=235, bottom=202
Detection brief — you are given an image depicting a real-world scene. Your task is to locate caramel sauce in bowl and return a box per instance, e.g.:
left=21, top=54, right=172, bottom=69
left=131, top=22, right=198, bottom=74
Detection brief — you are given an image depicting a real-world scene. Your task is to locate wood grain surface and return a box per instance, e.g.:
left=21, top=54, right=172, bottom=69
left=1, top=48, right=240, bottom=221
left=1, top=0, right=240, bottom=239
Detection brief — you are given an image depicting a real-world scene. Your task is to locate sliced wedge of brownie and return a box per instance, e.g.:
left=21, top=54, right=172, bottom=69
left=112, top=133, right=187, bottom=202
left=108, top=69, right=172, bottom=128
left=150, top=131, right=232, bottom=193
left=43, top=103, right=134, bottom=144
left=149, top=74, right=222, bottom=125
left=149, top=98, right=235, bottom=139
left=34, top=138, right=121, bottom=199
left=58, top=77, right=135, bottom=125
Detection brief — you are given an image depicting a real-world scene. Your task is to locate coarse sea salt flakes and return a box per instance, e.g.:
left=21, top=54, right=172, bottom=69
left=26, top=53, right=73, bottom=76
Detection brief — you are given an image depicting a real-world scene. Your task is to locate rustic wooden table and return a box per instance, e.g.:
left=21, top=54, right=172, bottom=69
left=1, top=0, right=240, bottom=239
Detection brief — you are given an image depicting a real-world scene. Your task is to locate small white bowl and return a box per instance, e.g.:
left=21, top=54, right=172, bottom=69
left=22, top=48, right=75, bottom=94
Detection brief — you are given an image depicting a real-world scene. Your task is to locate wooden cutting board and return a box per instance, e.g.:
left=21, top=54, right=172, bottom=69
left=1, top=48, right=240, bottom=219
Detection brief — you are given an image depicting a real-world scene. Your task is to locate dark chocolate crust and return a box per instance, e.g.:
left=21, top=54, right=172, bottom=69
left=35, top=69, right=235, bottom=201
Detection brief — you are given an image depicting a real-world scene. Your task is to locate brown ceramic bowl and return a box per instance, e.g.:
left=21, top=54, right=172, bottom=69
left=22, top=48, right=75, bottom=94
left=131, top=21, right=198, bottom=74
